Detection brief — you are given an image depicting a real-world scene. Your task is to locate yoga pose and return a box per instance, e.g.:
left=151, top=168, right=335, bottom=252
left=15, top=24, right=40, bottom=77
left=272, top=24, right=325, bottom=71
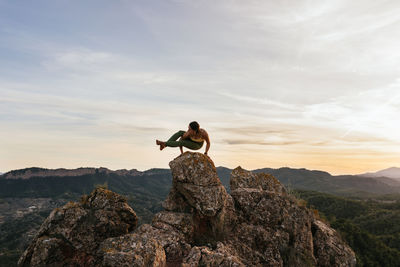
left=156, top=121, right=210, bottom=155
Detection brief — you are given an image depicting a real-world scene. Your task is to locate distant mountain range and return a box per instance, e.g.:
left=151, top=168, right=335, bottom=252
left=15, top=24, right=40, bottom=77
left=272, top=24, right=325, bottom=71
left=2, top=165, right=400, bottom=197
left=1, top=167, right=142, bottom=179
left=359, top=167, right=400, bottom=180
left=1, top=165, right=400, bottom=265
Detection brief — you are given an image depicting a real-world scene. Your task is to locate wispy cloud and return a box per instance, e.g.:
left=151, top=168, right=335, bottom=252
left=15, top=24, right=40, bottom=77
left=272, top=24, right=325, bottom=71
left=217, top=91, right=299, bottom=110
left=1, top=0, right=400, bottom=173
left=222, top=139, right=301, bottom=146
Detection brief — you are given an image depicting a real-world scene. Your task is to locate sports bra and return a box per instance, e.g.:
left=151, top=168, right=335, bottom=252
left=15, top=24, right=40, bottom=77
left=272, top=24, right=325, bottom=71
left=190, top=136, right=204, bottom=143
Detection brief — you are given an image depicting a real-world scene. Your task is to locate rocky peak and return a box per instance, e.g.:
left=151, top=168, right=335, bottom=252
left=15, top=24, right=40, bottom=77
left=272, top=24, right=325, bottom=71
left=164, top=152, right=230, bottom=216
left=18, top=188, right=138, bottom=266
left=19, top=152, right=356, bottom=266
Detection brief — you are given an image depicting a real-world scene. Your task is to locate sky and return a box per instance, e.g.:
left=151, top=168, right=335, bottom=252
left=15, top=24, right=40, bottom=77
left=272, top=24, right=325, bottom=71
left=1, top=0, right=400, bottom=175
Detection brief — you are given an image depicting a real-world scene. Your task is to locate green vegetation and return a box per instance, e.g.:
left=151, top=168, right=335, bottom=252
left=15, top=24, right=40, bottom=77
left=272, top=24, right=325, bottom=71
left=0, top=211, right=50, bottom=267
left=0, top=171, right=172, bottom=266
left=2, top=168, right=400, bottom=266
left=0, top=172, right=171, bottom=222
left=297, top=190, right=400, bottom=267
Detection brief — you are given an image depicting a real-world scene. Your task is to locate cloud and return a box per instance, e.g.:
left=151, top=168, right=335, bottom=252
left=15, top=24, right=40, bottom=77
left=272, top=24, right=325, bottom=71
left=46, top=49, right=115, bottom=70
left=217, top=91, right=299, bottom=110
left=222, top=139, right=301, bottom=146
left=1, top=0, right=400, bottom=173
left=215, top=126, right=293, bottom=136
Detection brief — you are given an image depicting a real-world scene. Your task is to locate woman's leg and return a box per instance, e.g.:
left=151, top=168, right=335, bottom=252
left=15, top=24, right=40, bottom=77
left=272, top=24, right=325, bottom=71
left=167, top=139, right=203, bottom=150
left=165, top=131, right=204, bottom=150
left=157, top=131, right=185, bottom=151
left=167, top=130, right=185, bottom=143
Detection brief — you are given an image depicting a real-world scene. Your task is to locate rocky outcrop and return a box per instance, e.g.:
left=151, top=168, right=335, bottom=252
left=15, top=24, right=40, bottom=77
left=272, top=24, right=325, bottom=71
left=19, top=152, right=356, bottom=266
left=312, top=220, right=356, bottom=267
left=18, top=188, right=138, bottom=266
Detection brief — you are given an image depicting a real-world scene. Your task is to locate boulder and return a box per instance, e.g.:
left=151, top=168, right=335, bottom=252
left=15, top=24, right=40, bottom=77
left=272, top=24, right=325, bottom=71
left=312, top=220, right=357, bottom=267
left=228, top=167, right=354, bottom=267
left=99, top=232, right=166, bottom=267
left=18, top=188, right=137, bottom=267
left=230, top=166, right=286, bottom=194
left=165, top=152, right=229, bottom=217
left=182, top=243, right=245, bottom=267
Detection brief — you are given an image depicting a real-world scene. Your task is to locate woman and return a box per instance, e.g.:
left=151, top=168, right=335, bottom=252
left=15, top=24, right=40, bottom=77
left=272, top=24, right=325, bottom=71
left=156, top=121, right=210, bottom=155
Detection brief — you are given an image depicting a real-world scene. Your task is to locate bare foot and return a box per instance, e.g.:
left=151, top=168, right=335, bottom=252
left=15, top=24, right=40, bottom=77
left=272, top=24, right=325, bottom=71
left=156, top=140, right=166, bottom=150
left=160, top=142, right=166, bottom=150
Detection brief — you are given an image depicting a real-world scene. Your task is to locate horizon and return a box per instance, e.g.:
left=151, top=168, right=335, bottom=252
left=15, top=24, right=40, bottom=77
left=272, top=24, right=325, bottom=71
left=1, top=1, right=400, bottom=175
left=1, top=163, right=399, bottom=177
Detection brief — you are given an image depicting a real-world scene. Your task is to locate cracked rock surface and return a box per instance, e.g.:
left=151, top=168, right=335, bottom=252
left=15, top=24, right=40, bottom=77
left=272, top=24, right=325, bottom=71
left=19, top=152, right=356, bottom=267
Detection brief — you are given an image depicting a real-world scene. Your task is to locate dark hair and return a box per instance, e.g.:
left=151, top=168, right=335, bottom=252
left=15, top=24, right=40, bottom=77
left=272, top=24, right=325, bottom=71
left=189, top=121, right=200, bottom=133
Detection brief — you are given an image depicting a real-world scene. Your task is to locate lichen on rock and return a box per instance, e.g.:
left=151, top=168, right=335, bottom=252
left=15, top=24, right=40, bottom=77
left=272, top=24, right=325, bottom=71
left=19, top=152, right=356, bottom=267
left=18, top=188, right=138, bottom=267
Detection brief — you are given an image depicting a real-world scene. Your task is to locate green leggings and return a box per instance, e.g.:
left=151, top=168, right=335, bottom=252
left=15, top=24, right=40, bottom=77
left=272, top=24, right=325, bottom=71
left=166, top=130, right=204, bottom=150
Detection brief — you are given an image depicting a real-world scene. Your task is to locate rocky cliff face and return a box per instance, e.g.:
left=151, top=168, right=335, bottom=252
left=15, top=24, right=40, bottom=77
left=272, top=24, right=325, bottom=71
left=19, top=152, right=356, bottom=266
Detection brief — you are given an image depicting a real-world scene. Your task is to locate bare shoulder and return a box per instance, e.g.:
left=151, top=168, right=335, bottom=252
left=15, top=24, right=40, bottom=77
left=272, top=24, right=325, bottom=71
left=200, top=128, right=208, bottom=135
left=200, top=128, right=209, bottom=139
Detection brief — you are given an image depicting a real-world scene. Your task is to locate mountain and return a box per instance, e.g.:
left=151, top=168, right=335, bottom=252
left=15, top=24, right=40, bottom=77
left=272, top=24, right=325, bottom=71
left=2, top=161, right=400, bottom=266
left=360, top=167, right=400, bottom=180
left=1, top=167, right=141, bottom=180
left=2, top=165, right=400, bottom=199
left=255, top=167, right=400, bottom=195
left=18, top=152, right=356, bottom=266
left=296, top=190, right=400, bottom=266
left=217, top=167, right=400, bottom=196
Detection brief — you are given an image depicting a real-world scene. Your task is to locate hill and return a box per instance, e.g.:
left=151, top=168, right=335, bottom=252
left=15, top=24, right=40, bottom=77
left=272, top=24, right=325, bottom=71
left=2, top=165, right=400, bottom=198
left=0, top=168, right=172, bottom=266
left=297, top=190, right=400, bottom=266
left=360, top=167, right=400, bottom=180
left=1, top=164, right=400, bottom=266
left=217, top=167, right=400, bottom=196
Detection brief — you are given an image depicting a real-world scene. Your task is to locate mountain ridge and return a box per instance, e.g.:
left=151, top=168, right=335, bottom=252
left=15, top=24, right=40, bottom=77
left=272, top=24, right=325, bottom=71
left=2, top=165, right=400, bottom=196
left=359, top=167, right=400, bottom=180
left=1, top=167, right=142, bottom=180
left=2, top=162, right=399, bottom=266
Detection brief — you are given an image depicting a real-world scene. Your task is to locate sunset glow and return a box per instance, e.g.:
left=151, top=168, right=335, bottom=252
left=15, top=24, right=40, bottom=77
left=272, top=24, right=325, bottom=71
left=1, top=1, right=399, bottom=174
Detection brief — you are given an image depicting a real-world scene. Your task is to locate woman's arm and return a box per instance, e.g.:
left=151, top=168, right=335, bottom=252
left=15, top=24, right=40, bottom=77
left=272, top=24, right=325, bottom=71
left=182, top=129, right=191, bottom=139
left=203, top=130, right=210, bottom=155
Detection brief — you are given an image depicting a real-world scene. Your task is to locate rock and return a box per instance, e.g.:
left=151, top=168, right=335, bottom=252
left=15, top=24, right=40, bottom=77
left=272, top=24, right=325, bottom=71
left=19, top=152, right=356, bottom=267
left=163, top=152, right=235, bottom=245
left=152, top=211, right=195, bottom=241
left=162, top=186, right=192, bottom=213
left=312, top=220, right=357, bottom=267
left=228, top=167, right=354, bottom=266
left=165, top=152, right=229, bottom=217
left=18, top=188, right=138, bottom=267
left=99, top=232, right=166, bottom=267
left=182, top=243, right=245, bottom=267
left=136, top=224, right=192, bottom=265
left=230, top=166, right=286, bottom=194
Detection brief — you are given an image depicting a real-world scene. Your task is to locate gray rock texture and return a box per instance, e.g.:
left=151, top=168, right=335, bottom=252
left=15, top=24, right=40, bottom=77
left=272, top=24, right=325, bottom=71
left=19, top=152, right=356, bottom=267
left=18, top=188, right=138, bottom=266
